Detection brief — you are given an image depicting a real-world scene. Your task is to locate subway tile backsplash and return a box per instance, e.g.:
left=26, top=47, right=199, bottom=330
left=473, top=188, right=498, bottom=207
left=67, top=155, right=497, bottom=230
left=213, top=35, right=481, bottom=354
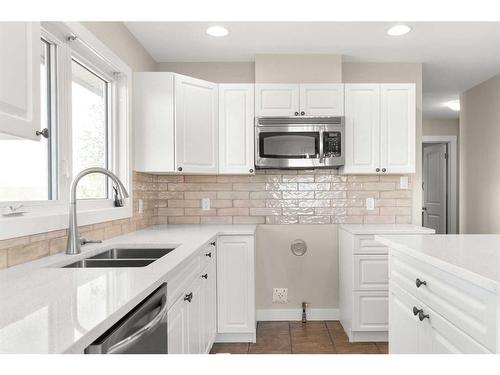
left=0, top=169, right=412, bottom=269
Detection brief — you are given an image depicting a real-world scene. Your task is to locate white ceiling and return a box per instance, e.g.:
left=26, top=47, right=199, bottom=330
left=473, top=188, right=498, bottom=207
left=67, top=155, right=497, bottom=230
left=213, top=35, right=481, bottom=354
left=125, top=22, right=500, bottom=119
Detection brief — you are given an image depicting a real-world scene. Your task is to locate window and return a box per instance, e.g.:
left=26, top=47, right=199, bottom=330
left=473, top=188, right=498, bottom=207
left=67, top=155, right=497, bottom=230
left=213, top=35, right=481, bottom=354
left=71, top=59, right=111, bottom=199
left=0, top=38, right=56, bottom=202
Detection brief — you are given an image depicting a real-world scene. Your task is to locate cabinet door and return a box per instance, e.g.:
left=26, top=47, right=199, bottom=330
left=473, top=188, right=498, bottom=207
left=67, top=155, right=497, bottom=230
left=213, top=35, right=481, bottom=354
left=389, top=283, right=422, bottom=354
left=218, top=84, right=255, bottom=175
left=352, top=291, right=388, bottom=331
left=175, top=74, right=218, bottom=174
left=133, top=72, right=175, bottom=172
left=299, top=84, right=344, bottom=116
left=255, top=84, right=299, bottom=117
left=217, top=235, right=255, bottom=334
left=186, top=278, right=203, bottom=354
left=0, top=22, right=41, bottom=140
left=343, top=84, right=380, bottom=174
left=200, top=260, right=217, bottom=353
left=167, top=295, right=189, bottom=354
left=420, top=304, right=491, bottom=354
left=380, top=84, right=416, bottom=174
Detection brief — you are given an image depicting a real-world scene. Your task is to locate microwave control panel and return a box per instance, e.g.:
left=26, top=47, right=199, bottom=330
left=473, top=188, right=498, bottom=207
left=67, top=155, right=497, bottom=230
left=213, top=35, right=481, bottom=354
left=323, top=132, right=342, bottom=157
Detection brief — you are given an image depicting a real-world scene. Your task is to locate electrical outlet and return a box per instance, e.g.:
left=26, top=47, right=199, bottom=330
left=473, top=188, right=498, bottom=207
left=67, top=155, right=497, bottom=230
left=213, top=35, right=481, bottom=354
left=366, top=197, right=375, bottom=210
left=202, top=198, right=211, bottom=211
left=400, top=176, right=409, bottom=189
left=272, top=288, right=288, bottom=304
left=138, top=199, right=144, bottom=214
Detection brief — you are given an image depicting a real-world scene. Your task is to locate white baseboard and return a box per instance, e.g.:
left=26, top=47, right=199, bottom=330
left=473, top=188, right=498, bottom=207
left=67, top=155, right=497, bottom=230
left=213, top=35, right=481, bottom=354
left=215, top=332, right=256, bottom=343
left=256, top=308, right=339, bottom=321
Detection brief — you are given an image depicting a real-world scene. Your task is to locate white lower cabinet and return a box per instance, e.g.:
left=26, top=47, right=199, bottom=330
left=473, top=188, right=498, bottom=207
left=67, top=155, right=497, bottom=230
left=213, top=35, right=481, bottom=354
left=339, top=225, right=434, bottom=342
left=167, top=233, right=256, bottom=353
left=216, top=235, right=256, bottom=342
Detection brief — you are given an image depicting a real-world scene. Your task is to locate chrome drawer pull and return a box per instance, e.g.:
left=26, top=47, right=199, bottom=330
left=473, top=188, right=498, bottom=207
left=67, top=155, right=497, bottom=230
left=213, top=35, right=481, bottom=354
left=415, top=278, right=427, bottom=288
left=205, top=252, right=212, bottom=258
left=184, top=292, right=193, bottom=303
left=201, top=273, right=208, bottom=279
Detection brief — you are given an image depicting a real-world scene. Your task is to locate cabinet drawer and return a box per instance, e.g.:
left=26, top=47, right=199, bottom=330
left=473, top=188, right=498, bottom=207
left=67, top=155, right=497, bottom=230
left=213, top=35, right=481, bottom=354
left=353, top=255, right=388, bottom=290
left=352, top=291, right=388, bottom=331
left=353, top=235, right=388, bottom=254
left=167, top=255, right=200, bottom=308
left=390, top=251, right=497, bottom=352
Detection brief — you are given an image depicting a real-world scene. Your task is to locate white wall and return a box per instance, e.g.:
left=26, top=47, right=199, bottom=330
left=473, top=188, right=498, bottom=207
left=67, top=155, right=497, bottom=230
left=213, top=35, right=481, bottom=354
left=256, top=225, right=338, bottom=311
left=156, top=62, right=254, bottom=83
left=343, top=63, right=423, bottom=226
left=423, top=118, right=459, bottom=137
left=255, top=54, right=342, bottom=83
left=459, top=74, right=500, bottom=233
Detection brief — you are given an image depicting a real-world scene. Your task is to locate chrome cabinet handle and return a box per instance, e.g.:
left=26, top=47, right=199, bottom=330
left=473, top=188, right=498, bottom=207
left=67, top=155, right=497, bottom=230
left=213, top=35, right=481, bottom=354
left=376, top=168, right=380, bottom=172
left=416, top=278, right=427, bottom=288
left=382, top=168, right=387, bottom=172
left=300, top=111, right=305, bottom=115
left=201, top=273, right=208, bottom=279
left=205, top=252, right=212, bottom=258
left=210, top=241, right=216, bottom=246
left=184, top=292, right=193, bottom=303
left=294, top=112, right=299, bottom=116
left=107, top=295, right=168, bottom=354
left=249, top=168, right=254, bottom=173
left=418, top=311, right=430, bottom=321
left=177, top=166, right=183, bottom=172
left=413, top=306, right=423, bottom=316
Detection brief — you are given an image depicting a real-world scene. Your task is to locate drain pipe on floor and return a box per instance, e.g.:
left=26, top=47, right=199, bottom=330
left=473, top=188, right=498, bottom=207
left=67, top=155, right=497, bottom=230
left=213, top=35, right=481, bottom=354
left=302, top=302, right=309, bottom=323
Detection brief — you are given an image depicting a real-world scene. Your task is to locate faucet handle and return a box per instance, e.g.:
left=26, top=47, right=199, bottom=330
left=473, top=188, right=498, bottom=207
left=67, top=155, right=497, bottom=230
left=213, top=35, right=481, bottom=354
left=80, top=237, right=103, bottom=246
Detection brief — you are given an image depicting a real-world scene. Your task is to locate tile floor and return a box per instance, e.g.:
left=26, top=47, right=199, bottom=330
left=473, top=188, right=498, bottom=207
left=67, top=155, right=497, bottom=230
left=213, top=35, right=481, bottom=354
left=210, top=321, right=388, bottom=354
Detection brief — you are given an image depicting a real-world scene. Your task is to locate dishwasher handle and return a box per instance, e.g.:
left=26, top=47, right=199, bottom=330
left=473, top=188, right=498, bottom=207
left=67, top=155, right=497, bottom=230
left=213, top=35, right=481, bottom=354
left=107, top=294, right=168, bottom=354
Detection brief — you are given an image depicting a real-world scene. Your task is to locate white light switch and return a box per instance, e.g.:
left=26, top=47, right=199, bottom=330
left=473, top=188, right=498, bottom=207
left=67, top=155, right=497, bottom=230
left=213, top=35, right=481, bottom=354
left=202, top=198, right=211, bottom=211
left=400, top=176, right=409, bottom=189
left=138, top=199, right=144, bottom=214
left=366, top=197, right=375, bottom=210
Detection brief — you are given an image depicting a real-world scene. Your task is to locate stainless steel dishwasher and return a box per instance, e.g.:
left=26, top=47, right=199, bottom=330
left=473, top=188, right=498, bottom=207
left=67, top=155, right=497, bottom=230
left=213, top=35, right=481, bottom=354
left=85, top=284, right=168, bottom=354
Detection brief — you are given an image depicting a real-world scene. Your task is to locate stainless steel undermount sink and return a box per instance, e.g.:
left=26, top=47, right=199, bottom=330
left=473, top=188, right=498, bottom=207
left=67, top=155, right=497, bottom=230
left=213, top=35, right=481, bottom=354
left=61, top=247, right=176, bottom=268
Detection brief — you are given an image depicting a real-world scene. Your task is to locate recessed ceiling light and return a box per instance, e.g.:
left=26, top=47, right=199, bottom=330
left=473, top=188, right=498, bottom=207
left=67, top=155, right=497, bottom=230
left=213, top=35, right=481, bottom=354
left=206, top=26, right=229, bottom=37
left=386, top=24, right=412, bottom=36
left=445, top=100, right=460, bottom=111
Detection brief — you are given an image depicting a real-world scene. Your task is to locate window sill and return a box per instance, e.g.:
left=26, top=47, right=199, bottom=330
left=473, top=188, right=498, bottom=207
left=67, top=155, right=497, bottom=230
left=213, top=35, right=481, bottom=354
left=0, top=204, right=133, bottom=240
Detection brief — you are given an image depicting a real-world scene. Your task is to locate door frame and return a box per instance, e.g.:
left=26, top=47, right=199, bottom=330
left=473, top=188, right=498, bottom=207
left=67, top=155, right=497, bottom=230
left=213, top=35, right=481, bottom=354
left=422, top=136, right=458, bottom=234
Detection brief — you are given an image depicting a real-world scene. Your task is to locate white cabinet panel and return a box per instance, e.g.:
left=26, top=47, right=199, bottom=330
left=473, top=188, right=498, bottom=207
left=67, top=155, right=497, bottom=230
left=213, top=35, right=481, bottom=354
left=343, top=84, right=380, bottom=174
left=0, top=22, right=40, bottom=140
left=175, top=75, right=218, bottom=174
left=380, top=84, right=416, bottom=174
left=167, top=295, right=189, bottom=354
left=186, top=277, right=202, bottom=354
left=200, top=260, right=217, bottom=353
left=352, top=291, right=388, bottom=331
left=218, top=84, right=255, bottom=174
left=134, top=73, right=175, bottom=173
left=299, top=84, right=344, bottom=116
left=255, top=84, right=299, bottom=117
left=217, top=235, right=255, bottom=334
left=353, top=255, right=389, bottom=290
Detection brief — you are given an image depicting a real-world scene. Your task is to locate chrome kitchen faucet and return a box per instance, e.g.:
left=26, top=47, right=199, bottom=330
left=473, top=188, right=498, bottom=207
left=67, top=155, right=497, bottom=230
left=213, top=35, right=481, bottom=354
left=66, top=167, right=129, bottom=255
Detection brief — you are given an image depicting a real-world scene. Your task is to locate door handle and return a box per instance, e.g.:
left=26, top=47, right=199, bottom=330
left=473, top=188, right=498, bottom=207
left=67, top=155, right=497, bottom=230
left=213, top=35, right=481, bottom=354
left=107, top=295, right=168, bottom=354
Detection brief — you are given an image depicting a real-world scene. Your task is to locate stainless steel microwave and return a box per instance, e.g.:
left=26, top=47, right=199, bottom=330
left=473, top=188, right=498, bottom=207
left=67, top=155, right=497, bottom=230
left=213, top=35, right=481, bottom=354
left=255, top=116, right=344, bottom=169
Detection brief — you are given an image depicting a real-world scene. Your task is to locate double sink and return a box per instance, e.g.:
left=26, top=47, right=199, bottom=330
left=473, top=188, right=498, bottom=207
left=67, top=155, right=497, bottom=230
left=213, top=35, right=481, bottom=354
left=63, top=248, right=176, bottom=268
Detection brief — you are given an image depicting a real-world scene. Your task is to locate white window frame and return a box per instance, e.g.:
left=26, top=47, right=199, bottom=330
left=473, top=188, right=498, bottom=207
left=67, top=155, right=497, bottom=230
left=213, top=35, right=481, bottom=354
left=0, top=22, right=132, bottom=240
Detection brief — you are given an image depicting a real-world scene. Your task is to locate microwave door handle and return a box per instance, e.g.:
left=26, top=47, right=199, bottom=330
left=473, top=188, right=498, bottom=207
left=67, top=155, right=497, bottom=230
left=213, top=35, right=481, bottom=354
left=319, top=128, right=325, bottom=163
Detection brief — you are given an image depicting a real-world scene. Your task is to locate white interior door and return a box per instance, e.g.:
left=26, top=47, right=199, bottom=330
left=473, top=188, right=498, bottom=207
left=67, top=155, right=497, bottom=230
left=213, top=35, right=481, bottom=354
left=422, top=143, right=447, bottom=233
left=0, top=22, right=41, bottom=140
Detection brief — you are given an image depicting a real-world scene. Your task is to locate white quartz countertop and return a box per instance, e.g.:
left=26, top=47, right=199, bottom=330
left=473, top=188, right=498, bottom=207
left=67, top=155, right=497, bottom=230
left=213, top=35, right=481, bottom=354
left=340, top=224, right=435, bottom=235
left=0, top=224, right=256, bottom=354
left=375, top=234, right=500, bottom=293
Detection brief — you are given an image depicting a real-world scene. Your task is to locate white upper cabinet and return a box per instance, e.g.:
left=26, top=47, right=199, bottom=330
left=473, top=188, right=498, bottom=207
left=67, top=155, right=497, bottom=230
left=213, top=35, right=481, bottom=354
left=0, top=22, right=41, bottom=140
left=218, top=84, right=255, bottom=175
left=133, top=72, right=175, bottom=173
left=255, top=84, right=299, bottom=117
left=343, top=84, right=381, bottom=174
left=299, top=84, right=344, bottom=116
left=175, top=75, right=218, bottom=174
left=342, top=83, right=416, bottom=175
left=380, top=84, right=416, bottom=174
left=255, top=83, right=345, bottom=117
